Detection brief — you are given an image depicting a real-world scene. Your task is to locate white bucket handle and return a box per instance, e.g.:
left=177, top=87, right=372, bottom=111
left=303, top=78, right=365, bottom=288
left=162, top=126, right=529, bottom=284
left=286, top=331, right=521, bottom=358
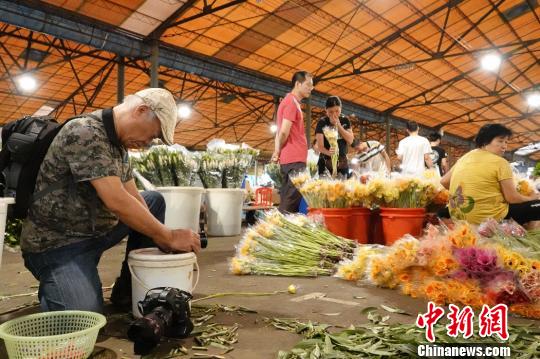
left=128, top=260, right=200, bottom=293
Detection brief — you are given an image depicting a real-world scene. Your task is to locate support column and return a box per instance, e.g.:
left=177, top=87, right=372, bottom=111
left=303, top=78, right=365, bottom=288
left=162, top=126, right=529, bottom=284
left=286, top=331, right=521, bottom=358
left=305, top=97, right=312, bottom=146
left=385, top=114, right=391, bottom=154
left=117, top=55, right=124, bottom=104
left=254, top=160, right=258, bottom=186
left=150, top=39, right=159, bottom=88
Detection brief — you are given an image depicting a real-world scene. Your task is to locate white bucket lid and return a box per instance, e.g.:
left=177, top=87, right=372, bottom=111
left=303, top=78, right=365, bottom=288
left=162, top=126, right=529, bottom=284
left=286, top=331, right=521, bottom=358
left=128, top=247, right=197, bottom=264
left=206, top=188, right=245, bottom=193
left=157, top=186, right=205, bottom=193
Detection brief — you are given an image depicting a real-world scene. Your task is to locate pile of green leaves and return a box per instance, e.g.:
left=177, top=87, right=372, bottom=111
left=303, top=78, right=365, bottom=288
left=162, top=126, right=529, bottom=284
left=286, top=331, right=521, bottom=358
left=533, top=162, right=540, bottom=177
left=274, top=309, right=540, bottom=358
left=4, top=218, right=23, bottom=247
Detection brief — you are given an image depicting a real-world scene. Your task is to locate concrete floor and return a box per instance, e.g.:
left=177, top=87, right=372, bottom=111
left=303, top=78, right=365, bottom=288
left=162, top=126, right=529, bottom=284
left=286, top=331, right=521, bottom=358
left=1, top=234, right=539, bottom=359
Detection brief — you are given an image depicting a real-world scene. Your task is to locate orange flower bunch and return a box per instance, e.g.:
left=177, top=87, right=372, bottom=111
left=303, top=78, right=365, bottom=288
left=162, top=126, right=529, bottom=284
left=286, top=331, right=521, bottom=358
left=510, top=303, right=540, bottom=319
left=367, top=255, right=400, bottom=289
left=420, top=279, right=485, bottom=307
left=429, top=253, right=460, bottom=277
left=447, top=222, right=477, bottom=248
left=335, top=245, right=385, bottom=282
left=516, top=178, right=534, bottom=196
left=432, top=188, right=450, bottom=205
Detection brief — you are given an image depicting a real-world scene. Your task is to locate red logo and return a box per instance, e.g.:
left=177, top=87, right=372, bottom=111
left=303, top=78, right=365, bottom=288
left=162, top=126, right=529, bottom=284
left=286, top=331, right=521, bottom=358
left=417, top=302, right=509, bottom=342
left=478, top=304, right=509, bottom=340
left=446, top=304, right=474, bottom=339
left=416, top=302, right=445, bottom=342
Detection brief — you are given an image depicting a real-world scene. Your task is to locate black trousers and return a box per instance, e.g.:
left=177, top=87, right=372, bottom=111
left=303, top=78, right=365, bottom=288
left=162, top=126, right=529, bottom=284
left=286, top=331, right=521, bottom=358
left=279, top=162, right=306, bottom=213
left=437, top=200, right=540, bottom=226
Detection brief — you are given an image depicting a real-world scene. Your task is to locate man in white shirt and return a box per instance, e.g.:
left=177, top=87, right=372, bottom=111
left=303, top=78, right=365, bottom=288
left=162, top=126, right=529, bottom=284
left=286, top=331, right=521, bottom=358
left=396, top=121, right=433, bottom=177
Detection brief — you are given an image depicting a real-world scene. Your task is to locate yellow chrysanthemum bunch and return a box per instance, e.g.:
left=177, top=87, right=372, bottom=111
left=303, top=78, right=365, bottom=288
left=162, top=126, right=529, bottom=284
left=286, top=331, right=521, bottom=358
left=335, top=245, right=386, bottom=282
left=516, top=178, right=534, bottom=196
left=447, top=222, right=477, bottom=248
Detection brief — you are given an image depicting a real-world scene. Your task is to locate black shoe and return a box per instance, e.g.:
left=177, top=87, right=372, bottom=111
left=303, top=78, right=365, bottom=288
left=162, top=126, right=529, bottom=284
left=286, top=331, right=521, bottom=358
left=110, top=277, right=132, bottom=312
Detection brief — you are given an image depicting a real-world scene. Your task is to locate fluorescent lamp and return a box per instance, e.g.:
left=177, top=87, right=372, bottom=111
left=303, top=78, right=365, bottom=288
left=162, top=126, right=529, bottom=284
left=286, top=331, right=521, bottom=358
left=17, top=74, right=37, bottom=92
left=177, top=104, right=191, bottom=119
left=527, top=93, right=540, bottom=108
left=480, top=53, right=501, bottom=72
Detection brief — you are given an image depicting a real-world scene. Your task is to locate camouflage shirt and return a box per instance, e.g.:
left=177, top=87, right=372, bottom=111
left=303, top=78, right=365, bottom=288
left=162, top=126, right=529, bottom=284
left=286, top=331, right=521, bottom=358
left=20, top=110, right=132, bottom=253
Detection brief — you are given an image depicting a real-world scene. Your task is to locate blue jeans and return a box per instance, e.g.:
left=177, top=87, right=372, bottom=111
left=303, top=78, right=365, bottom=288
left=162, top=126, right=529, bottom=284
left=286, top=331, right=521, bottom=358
left=22, top=191, right=165, bottom=313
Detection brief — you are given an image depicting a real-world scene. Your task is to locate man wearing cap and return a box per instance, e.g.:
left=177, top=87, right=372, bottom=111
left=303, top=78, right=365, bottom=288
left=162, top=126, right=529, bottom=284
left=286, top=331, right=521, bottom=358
left=20, top=88, right=201, bottom=313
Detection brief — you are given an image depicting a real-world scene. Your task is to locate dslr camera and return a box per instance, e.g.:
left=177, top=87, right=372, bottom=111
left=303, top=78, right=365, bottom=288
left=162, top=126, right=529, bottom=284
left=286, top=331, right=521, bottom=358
left=127, top=287, right=194, bottom=355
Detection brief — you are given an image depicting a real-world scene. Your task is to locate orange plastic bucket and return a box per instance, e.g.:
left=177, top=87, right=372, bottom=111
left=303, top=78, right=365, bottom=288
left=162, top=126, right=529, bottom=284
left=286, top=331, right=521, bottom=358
left=308, top=208, right=352, bottom=238
left=350, top=207, right=371, bottom=244
left=380, top=207, right=426, bottom=246
left=370, top=208, right=384, bottom=245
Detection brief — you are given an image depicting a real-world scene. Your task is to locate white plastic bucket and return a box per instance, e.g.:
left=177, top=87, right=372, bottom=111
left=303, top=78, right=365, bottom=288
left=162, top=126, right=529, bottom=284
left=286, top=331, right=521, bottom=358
left=128, top=248, right=199, bottom=318
left=0, top=198, right=15, bottom=268
left=157, top=187, right=205, bottom=232
left=206, top=188, right=244, bottom=236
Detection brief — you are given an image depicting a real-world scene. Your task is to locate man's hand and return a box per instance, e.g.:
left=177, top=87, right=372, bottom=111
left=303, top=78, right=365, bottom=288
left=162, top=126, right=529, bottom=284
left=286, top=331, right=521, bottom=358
left=158, top=229, right=201, bottom=254
left=327, top=147, right=336, bottom=156
left=271, top=150, right=280, bottom=162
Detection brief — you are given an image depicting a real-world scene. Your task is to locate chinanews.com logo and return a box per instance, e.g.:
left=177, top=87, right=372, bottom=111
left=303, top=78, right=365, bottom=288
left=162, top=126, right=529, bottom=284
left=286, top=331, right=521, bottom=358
left=416, top=302, right=511, bottom=358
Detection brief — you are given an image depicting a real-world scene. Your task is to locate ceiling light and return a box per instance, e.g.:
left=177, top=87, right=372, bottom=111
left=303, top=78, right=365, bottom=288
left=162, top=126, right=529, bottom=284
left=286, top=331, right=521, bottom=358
left=17, top=74, right=37, bottom=92
left=527, top=93, right=540, bottom=108
left=177, top=104, right=191, bottom=119
left=480, top=53, right=501, bottom=72
left=270, top=124, right=278, bottom=133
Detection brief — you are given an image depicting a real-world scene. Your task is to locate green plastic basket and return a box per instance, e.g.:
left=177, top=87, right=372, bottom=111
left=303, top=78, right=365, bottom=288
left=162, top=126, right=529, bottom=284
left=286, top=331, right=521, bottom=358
left=0, top=310, right=106, bottom=359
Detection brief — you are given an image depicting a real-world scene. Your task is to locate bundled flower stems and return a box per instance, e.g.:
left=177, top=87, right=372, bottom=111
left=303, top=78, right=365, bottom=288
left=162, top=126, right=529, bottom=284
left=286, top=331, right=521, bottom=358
left=335, top=219, right=540, bottom=319
left=230, top=211, right=356, bottom=277
left=198, top=145, right=259, bottom=188
left=322, top=126, right=339, bottom=178
left=266, top=162, right=283, bottom=189
left=130, top=145, right=198, bottom=187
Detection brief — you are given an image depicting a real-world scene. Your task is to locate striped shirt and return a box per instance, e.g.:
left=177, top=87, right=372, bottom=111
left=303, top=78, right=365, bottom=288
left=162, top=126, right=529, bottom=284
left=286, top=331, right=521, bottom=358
left=356, top=141, right=385, bottom=163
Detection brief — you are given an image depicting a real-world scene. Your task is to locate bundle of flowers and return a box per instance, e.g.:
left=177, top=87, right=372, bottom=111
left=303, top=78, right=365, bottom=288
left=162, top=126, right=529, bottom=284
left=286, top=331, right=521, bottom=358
left=197, top=151, right=227, bottom=188
left=130, top=145, right=198, bottom=187
left=265, top=162, right=283, bottom=189
left=291, top=174, right=373, bottom=209
left=198, top=140, right=259, bottom=188
left=516, top=177, right=536, bottom=196
left=336, top=221, right=540, bottom=319
left=335, top=245, right=386, bottom=281
left=478, top=218, right=540, bottom=258
left=230, top=210, right=356, bottom=277
left=367, top=175, right=440, bottom=209
left=222, top=150, right=257, bottom=188
left=322, top=126, right=338, bottom=177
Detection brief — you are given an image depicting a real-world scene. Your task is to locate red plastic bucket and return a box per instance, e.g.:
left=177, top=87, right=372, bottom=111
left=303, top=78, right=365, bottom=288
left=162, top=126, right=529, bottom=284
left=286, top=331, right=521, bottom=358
left=308, top=208, right=352, bottom=238
left=379, top=207, right=426, bottom=245
left=350, top=207, right=371, bottom=244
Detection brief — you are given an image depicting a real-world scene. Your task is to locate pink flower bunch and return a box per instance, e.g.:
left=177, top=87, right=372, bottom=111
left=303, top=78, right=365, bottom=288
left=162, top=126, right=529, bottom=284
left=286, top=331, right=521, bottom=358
left=477, top=218, right=498, bottom=238
left=453, top=247, right=500, bottom=280
left=485, top=271, right=530, bottom=305
left=499, top=220, right=527, bottom=238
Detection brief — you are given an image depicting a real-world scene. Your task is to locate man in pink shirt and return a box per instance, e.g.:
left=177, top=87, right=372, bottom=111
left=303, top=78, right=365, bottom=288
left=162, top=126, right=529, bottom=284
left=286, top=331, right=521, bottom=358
left=271, top=71, right=314, bottom=213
